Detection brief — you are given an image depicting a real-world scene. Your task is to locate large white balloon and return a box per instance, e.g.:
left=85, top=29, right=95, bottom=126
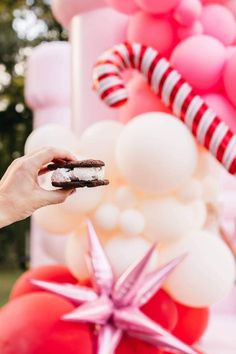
left=78, top=120, right=124, bottom=177
left=159, top=230, right=236, bottom=307
left=34, top=204, right=80, bottom=234
left=105, top=236, right=158, bottom=277
left=65, top=232, right=89, bottom=281
left=141, top=197, right=206, bottom=242
left=116, top=113, right=198, bottom=195
left=61, top=186, right=104, bottom=214
left=41, top=231, right=69, bottom=263
left=25, top=123, right=79, bottom=154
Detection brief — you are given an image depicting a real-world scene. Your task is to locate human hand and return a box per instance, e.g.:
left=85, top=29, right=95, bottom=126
left=0, top=147, right=76, bottom=228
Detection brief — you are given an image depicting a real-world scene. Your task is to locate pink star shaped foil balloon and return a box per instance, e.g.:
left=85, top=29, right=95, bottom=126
left=32, top=220, right=196, bottom=354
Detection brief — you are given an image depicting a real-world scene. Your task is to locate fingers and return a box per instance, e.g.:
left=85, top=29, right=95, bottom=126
left=40, top=188, right=76, bottom=206
left=27, top=147, right=77, bottom=175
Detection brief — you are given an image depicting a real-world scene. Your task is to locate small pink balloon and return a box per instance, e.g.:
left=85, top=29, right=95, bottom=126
left=201, top=5, right=236, bottom=46
left=203, top=93, right=236, bottom=134
left=105, top=0, right=139, bottom=14
left=226, top=0, right=236, bottom=19
left=119, top=74, right=170, bottom=124
left=178, top=20, right=203, bottom=40
left=227, top=46, right=236, bottom=60
left=223, top=51, right=236, bottom=108
left=174, top=0, right=202, bottom=26
left=171, top=35, right=226, bottom=92
left=135, top=0, right=181, bottom=14
left=127, top=12, right=176, bottom=56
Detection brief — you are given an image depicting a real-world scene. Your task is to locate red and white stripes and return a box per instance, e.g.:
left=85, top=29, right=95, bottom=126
left=93, top=42, right=236, bottom=176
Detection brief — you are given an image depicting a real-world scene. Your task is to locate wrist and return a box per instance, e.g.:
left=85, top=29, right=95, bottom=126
left=0, top=192, right=14, bottom=228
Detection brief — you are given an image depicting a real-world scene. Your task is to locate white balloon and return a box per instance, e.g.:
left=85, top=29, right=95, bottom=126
left=202, top=176, right=220, bottom=204
left=95, top=203, right=120, bottom=231
left=195, top=148, right=223, bottom=179
left=79, top=120, right=124, bottom=176
left=34, top=204, right=80, bottom=234
left=25, top=123, right=79, bottom=154
left=114, top=186, right=138, bottom=209
left=116, top=113, right=198, bottom=195
left=177, top=178, right=203, bottom=202
left=105, top=236, right=158, bottom=277
left=159, top=230, right=236, bottom=307
left=41, top=231, right=69, bottom=263
left=141, top=197, right=206, bottom=242
left=61, top=186, right=104, bottom=214
left=119, top=208, right=145, bottom=236
left=65, top=233, right=89, bottom=281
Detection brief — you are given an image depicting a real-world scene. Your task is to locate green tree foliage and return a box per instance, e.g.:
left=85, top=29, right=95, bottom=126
left=0, top=0, right=67, bottom=268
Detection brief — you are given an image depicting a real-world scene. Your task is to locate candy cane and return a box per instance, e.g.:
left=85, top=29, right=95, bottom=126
left=93, top=42, right=236, bottom=176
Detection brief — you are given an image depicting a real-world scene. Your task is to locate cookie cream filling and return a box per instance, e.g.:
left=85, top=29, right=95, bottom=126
left=51, top=167, right=105, bottom=183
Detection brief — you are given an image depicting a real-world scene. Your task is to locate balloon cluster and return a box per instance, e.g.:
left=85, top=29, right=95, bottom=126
left=1, top=1, right=236, bottom=353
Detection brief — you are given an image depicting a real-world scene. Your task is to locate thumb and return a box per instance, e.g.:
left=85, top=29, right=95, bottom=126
left=40, top=188, right=75, bottom=206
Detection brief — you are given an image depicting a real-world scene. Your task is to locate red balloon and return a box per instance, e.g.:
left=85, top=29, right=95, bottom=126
left=34, top=321, right=92, bottom=354
left=117, top=336, right=159, bottom=354
left=172, top=302, right=209, bottom=345
left=0, top=292, right=75, bottom=354
left=141, top=289, right=178, bottom=331
left=10, top=264, right=77, bottom=300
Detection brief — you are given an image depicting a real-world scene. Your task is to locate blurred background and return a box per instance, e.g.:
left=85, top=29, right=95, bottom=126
left=0, top=0, right=67, bottom=305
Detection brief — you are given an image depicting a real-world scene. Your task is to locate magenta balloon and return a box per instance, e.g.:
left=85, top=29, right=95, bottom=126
left=105, top=0, right=139, bottom=14
left=128, top=12, right=176, bottom=56
left=224, top=51, right=236, bottom=108
left=51, top=0, right=105, bottom=28
left=136, top=0, right=181, bottom=14
left=171, top=35, right=226, bottom=92
left=203, top=93, right=236, bottom=134
left=25, top=42, right=71, bottom=110
left=201, top=5, right=236, bottom=46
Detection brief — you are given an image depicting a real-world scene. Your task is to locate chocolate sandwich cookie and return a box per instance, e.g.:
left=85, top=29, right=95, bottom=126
left=48, top=159, right=109, bottom=188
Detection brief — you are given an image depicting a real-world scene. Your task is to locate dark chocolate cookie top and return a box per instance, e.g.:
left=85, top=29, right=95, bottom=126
left=48, top=159, right=105, bottom=171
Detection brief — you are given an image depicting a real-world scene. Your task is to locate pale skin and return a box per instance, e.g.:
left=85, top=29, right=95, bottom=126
left=0, top=147, right=76, bottom=228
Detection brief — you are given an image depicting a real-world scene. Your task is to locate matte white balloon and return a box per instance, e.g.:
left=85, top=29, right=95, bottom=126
left=202, top=176, right=220, bottom=204
left=159, top=231, right=236, bottom=307
left=114, top=186, right=138, bottom=209
left=61, top=186, right=104, bottom=214
left=141, top=197, right=206, bottom=242
left=119, top=208, right=145, bottom=236
left=116, top=113, right=198, bottom=195
left=41, top=231, right=69, bottom=263
left=105, top=236, right=158, bottom=277
left=65, top=232, right=89, bottom=281
left=25, top=123, right=79, bottom=154
left=95, top=203, right=120, bottom=230
left=177, top=178, right=203, bottom=202
left=34, top=204, right=80, bottom=234
left=79, top=120, right=124, bottom=176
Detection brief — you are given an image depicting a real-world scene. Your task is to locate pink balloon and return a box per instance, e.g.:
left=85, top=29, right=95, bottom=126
left=203, top=93, right=236, bottom=133
left=127, top=12, right=176, bottom=56
left=135, top=0, right=181, bottom=14
left=226, top=0, right=236, bottom=19
left=119, top=74, right=170, bottom=124
left=178, top=20, right=203, bottom=40
left=171, top=35, right=226, bottom=92
left=201, top=5, right=236, bottom=46
left=105, top=0, right=139, bottom=14
left=223, top=51, right=236, bottom=108
left=51, top=0, right=105, bottom=28
left=174, top=0, right=202, bottom=26
left=25, top=42, right=71, bottom=110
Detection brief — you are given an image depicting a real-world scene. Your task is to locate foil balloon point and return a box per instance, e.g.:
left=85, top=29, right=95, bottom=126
left=33, top=221, right=196, bottom=354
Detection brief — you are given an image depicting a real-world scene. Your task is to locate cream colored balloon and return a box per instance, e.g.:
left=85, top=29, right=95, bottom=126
left=141, top=197, right=206, bottom=242
left=41, top=232, right=69, bottom=264
left=34, top=204, right=80, bottom=234
left=159, top=230, right=236, bottom=307
left=116, top=113, right=198, bottom=195
left=105, top=236, right=158, bottom=277
left=78, top=120, right=124, bottom=177
left=65, top=233, right=89, bottom=281
left=25, top=123, right=79, bottom=154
